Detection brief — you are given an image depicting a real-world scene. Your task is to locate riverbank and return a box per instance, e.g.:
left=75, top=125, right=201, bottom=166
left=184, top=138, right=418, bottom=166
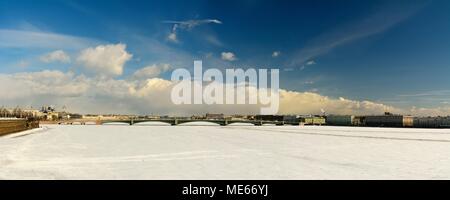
left=0, top=119, right=39, bottom=137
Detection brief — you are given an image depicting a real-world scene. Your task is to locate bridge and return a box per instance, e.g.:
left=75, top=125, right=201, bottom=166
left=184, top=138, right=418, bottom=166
left=57, top=118, right=300, bottom=126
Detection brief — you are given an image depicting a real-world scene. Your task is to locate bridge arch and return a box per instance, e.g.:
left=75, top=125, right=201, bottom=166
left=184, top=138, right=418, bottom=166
left=227, top=122, right=255, bottom=126
left=102, top=121, right=131, bottom=125
left=132, top=121, right=172, bottom=126
left=261, top=123, right=277, bottom=126
left=177, top=121, right=222, bottom=126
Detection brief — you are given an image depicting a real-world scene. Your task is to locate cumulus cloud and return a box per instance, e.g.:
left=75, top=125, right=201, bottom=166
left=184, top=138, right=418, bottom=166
left=306, top=60, right=316, bottom=65
left=3, top=69, right=448, bottom=116
left=132, top=64, right=172, bottom=79
left=221, top=52, right=237, bottom=61
left=167, top=32, right=178, bottom=43
left=272, top=51, right=281, bottom=57
left=408, top=106, right=450, bottom=117
left=40, top=50, right=71, bottom=63
left=77, top=43, right=132, bottom=77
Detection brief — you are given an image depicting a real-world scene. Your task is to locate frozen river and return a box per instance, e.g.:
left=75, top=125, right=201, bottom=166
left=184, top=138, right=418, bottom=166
left=1, top=124, right=450, bottom=179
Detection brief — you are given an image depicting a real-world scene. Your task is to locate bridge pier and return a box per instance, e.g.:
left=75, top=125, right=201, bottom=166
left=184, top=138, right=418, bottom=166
left=254, top=121, right=263, bottom=126
left=276, top=121, right=285, bottom=126
left=220, top=120, right=228, bottom=126
left=170, top=119, right=178, bottom=126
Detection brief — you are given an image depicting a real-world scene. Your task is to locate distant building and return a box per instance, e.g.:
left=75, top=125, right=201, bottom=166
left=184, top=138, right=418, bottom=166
left=299, top=116, right=325, bottom=126
left=82, top=115, right=101, bottom=120
left=255, top=115, right=284, bottom=121
left=22, top=109, right=45, bottom=118
left=191, top=115, right=205, bottom=120
left=403, top=116, right=414, bottom=127
left=246, top=115, right=256, bottom=120
left=326, top=115, right=354, bottom=126
left=68, top=113, right=83, bottom=119
left=413, top=116, right=450, bottom=128
left=353, top=116, right=365, bottom=126
left=41, top=105, right=56, bottom=113
left=365, top=112, right=408, bottom=127
left=205, top=113, right=224, bottom=120
left=229, top=115, right=248, bottom=121
left=44, top=112, right=59, bottom=121
left=145, top=115, right=160, bottom=120
left=283, top=115, right=299, bottom=124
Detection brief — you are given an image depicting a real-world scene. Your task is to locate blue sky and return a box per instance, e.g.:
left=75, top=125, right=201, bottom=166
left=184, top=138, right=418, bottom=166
left=1, top=0, right=450, bottom=114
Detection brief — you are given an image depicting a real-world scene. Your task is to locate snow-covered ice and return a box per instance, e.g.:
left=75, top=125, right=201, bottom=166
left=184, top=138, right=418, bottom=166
left=1, top=124, right=450, bottom=179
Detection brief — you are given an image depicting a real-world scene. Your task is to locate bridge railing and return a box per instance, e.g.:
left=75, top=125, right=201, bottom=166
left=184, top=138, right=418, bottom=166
left=100, top=119, right=298, bottom=126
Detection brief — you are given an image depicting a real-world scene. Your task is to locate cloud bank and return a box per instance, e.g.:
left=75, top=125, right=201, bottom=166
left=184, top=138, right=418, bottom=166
left=2, top=68, right=447, bottom=116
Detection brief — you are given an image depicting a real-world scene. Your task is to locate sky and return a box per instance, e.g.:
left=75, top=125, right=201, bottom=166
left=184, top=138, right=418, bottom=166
left=1, top=0, right=450, bottom=116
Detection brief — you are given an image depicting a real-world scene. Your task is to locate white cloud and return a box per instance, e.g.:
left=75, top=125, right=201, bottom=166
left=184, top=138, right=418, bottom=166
left=0, top=29, right=98, bottom=50
left=77, top=43, right=132, bottom=77
left=163, top=19, right=222, bottom=31
left=272, top=51, right=281, bottom=57
left=40, top=50, right=71, bottom=63
left=221, top=52, right=237, bottom=61
left=132, top=64, right=172, bottom=79
left=0, top=70, right=89, bottom=99
left=167, top=32, right=178, bottom=43
left=278, top=92, right=401, bottom=115
left=306, top=60, right=316, bottom=65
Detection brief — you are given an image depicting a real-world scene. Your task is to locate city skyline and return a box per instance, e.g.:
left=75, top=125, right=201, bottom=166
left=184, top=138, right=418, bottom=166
left=1, top=0, right=450, bottom=116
